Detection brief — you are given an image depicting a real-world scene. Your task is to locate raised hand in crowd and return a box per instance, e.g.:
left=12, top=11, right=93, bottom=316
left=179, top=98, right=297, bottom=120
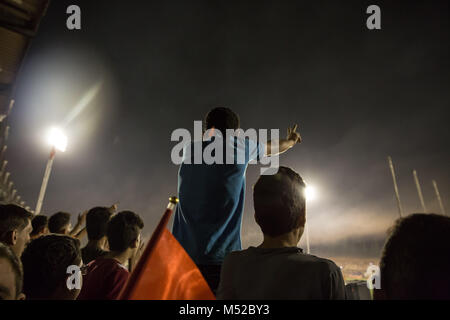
left=108, top=202, right=119, bottom=214
left=265, top=123, right=302, bottom=156
left=69, top=210, right=88, bottom=239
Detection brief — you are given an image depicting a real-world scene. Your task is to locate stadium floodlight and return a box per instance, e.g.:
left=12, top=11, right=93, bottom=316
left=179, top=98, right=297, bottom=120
left=35, top=127, right=68, bottom=215
left=305, top=185, right=316, bottom=202
left=47, top=127, right=68, bottom=152
left=304, top=184, right=317, bottom=255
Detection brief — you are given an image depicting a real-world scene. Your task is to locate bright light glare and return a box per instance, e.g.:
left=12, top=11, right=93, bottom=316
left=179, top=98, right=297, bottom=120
left=47, top=128, right=68, bottom=152
left=63, top=81, right=102, bottom=127
left=305, top=186, right=317, bottom=201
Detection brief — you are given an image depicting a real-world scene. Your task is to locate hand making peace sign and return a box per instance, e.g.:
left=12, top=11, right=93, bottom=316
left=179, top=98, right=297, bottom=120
left=287, top=124, right=302, bottom=144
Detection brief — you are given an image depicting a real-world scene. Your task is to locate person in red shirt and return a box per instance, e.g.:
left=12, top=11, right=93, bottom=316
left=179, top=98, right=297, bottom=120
left=77, top=211, right=144, bottom=300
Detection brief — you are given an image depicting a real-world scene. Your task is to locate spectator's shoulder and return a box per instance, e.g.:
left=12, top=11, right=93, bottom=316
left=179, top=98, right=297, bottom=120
left=222, top=248, right=254, bottom=267
left=303, top=254, right=341, bottom=274
left=224, top=249, right=246, bottom=261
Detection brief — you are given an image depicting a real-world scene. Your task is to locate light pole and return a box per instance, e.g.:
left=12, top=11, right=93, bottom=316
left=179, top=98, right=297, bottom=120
left=304, top=185, right=316, bottom=254
left=387, top=156, right=403, bottom=218
left=35, top=128, right=67, bottom=215
left=432, top=180, right=446, bottom=216
left=413, top=170, right=427, bottom=213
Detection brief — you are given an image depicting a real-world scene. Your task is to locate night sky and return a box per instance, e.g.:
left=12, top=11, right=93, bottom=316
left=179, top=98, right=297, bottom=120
left=6, top=0, right=449, bottom=255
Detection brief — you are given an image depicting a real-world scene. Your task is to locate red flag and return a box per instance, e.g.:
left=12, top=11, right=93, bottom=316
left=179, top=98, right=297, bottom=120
left=118, top=197, right=215, bottom=300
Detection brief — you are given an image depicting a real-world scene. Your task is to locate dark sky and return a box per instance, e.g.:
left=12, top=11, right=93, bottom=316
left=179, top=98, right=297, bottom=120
left=6, top=0, right=449, bottom=254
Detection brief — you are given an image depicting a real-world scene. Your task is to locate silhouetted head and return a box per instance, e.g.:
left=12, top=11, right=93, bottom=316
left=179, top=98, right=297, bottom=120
left=21, top=234, right=82, bottom=300
left=0, top=204, right=33, bottom=257
left=30, top=215, right=48, bottom=239
left=377, top=213, right=450, bottom=300
left=0, top=242, right=24, bottom=300
left=107, top=211, right=144, bottom=253
left=86, top=207, right=113, bottom=241
left=253, top=166, right=306, bottom=239
left=48, top=212, right=71, bottom=234
left=204, top=107, right=240, bottom=135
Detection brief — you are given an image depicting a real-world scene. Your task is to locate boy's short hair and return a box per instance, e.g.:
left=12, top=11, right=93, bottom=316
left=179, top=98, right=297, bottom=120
left=107, top=211, right=144, bottom=252
left=0, top=204, right=33, bottom=239
left=204, top=107, right=240, bottom=135
left=48, top=212, right=71, bottom=234
left=253, top=166, right=306, bottom=237
left=86, top=207, right=113, bottom=240
left=30, top=215, right=48, bottom=237
left=21, top=234, right=81, bottom=299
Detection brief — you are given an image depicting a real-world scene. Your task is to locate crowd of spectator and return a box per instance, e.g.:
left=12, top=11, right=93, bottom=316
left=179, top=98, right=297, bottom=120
left=0, top=108, right=449, bottom=300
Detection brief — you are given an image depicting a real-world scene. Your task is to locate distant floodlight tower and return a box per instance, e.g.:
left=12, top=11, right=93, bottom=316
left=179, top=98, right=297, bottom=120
left=432, top=180, right=446, bottom=216
left=35, top=128, right=67, bottom=215
left=0, top=160, right=7, bottom=176
left=413, top=170, right=427, bottom=213
left=304, top=185, right=316, bottom=254
left=0, top=145, right=7, bottom=160
left=11, top=189, right=17, bottom=202
left=3, top=171, right=10, bottom=186
left=387, top=156, right=403, bottom=218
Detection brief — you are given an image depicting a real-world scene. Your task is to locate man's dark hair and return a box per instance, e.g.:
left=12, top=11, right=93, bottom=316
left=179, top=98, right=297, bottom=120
left=253, top=166, right=306, bottom=237
left=0, top=242, right=23, bottom=297
left=30, top=215, right=48, bottom=237
left=107, top=211, right=144, bottom=252
left=0, top=204, right=33, bottom=240
left=21, top=234, right=81, bottom=299
left=204, top=107, right=240, bottom=135
left=48, top=212, right=71, bottom=234
left=379, top=213, right=450, bottom=299
left=86, top=207, right=113, bottom=240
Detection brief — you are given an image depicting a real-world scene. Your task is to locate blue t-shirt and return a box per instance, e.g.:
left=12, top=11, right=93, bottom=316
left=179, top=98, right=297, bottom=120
left=172, top=135, right=263, bottom=265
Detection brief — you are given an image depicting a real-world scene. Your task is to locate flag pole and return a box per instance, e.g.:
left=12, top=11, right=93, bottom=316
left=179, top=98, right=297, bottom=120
left=388, top=156, right=403, bottom=218
left=119, top=196, right=179, bottom=300
left=413, top=170, right=427, bottom=213
left=432, top=180, right=446, bottom=216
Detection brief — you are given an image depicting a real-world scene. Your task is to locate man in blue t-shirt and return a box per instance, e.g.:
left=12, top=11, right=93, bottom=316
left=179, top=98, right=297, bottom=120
left=172, top=107, right=301, bottom=293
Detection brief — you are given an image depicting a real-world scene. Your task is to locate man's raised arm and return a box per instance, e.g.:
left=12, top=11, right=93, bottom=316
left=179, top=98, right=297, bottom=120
left=265, top=124, right=302, bottom=156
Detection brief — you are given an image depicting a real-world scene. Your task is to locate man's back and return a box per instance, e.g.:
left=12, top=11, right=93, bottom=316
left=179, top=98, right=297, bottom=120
left=77, top=258, right=129, bottom=300
left=173, top=136, right=262, bottom=265
left=217, top=247, right=346, bottom=300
